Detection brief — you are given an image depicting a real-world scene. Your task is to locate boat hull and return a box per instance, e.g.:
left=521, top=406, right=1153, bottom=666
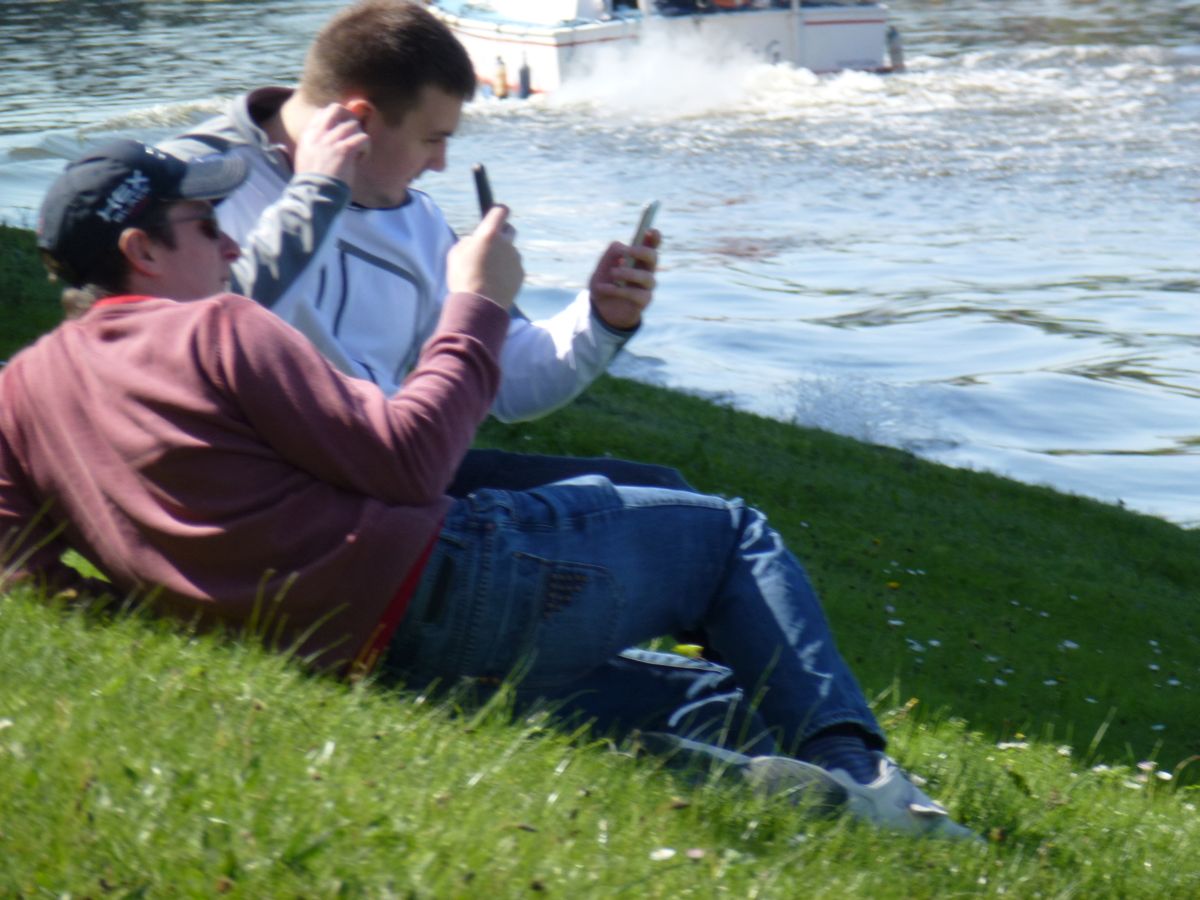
left=429, top=3, right=895, bottom=95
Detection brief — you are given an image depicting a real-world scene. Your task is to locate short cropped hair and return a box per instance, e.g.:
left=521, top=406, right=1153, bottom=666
left=299, top=0, right=477, bottom=124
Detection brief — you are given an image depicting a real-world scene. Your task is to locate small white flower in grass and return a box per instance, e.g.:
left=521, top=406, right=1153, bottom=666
left=1043, top=679, right=1058, bottom=687
left=1059, top=640, right=1079, bottom=651
left=993, top=678, right=1007, bottom=686
left=997, top=741, right=1029, bottom=751
left=1149, top=664, right=1160, bottom=672
left=1123, top=780, right=1144, bottom=791
left=1156, top=771, right=1173, bottom=782
left=928, top=639, right=941, bottom=648
left=1085, top=696, right=1098, bottom=704
left=1151, top=724, right=1166, bottom=732
left=1137, top=761, right=1157, bottom=773
left=0, top=718, right=12, bottom=731
left=1091, top=764, right=1110, bottom=773
left=1167, top=678, right=1182, bottom=687
left=650, top=848, right=676, bottom=861
left=985, top=654, right=1001, bottom=663
left=1185, top=803, right=1196, bottom=813
left=1057, top=745, right=1072, bottom=758
left=887, top=619, right=904, bottom=627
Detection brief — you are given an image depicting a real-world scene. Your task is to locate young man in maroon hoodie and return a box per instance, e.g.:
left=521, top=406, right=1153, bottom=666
left=0, top=140, right=974, bottom=839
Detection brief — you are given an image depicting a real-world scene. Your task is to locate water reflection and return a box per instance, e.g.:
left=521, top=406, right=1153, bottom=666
left=0, top=1, right=332, bottom=134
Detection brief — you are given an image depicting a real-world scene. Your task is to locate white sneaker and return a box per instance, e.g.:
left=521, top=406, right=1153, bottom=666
left=743, top=755, right=848, bottom=812
left=825, top=753, right=981, bottom=841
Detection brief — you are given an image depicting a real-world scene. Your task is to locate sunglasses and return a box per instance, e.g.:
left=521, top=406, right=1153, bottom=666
left=168, top=211, right=222, bottom=241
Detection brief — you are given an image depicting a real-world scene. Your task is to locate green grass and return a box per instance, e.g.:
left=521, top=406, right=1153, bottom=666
left=3, top=226, right=1200, bottom=896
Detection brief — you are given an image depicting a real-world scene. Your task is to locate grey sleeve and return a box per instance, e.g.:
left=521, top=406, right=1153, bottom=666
left=228, top=174, right=352, bottom=308
left=160, top=133, right=351, bottom=309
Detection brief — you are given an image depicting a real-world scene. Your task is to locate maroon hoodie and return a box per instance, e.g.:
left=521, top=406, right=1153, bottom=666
left=0, top=290, right=507, bottom=673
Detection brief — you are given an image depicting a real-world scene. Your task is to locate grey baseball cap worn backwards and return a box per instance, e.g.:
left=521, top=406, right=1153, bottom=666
left=36, top=139, right=249, bottom=286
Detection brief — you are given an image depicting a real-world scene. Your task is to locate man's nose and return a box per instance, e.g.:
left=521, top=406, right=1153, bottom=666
left=220, top=231, right=241, bottom=260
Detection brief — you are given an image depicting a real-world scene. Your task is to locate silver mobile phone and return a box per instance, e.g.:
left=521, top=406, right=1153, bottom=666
left=630, top=200, right=660, bottom=248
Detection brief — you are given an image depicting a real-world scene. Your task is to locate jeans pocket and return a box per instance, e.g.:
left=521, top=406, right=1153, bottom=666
left=508, top=551, right=625, bottom=691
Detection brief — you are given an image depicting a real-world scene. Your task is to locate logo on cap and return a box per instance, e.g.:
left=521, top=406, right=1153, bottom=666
left=97, top=169, right=152, bottom=224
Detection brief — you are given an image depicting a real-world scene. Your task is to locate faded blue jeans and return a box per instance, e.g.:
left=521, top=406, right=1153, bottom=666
left=385, top=476, right=883, bottom=757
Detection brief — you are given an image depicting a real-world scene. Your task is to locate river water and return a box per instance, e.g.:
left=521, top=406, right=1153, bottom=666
left=2, top=1, right=1198, bottom=525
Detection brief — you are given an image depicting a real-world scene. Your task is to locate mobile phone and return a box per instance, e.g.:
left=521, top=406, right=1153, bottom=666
left=472, top=163, right=494, bottom=217
left=630, top=200, right=660, bottom=248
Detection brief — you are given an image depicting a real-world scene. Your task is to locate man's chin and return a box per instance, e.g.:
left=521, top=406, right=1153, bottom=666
left=352, top=184, right=412, bottom=209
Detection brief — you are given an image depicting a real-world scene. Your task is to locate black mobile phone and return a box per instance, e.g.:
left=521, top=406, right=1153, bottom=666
left=472, top=163, right=494, bottom=217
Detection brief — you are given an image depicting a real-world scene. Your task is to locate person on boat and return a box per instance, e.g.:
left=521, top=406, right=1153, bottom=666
left=1, top=139, right=975, bottom=839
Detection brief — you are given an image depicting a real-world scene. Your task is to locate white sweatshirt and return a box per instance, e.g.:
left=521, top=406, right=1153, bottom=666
left=162, top=87, right=633, bottom=422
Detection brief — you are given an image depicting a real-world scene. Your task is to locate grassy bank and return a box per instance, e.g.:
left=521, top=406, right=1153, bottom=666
left=2, top=225, right=1199, bottom=896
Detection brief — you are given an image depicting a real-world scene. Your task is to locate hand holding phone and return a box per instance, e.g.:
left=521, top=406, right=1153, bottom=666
left=472, top=163, right=494, bottom=218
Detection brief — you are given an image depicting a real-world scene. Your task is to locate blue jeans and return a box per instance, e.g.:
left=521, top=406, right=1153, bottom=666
left=385, top=476, right=883, bottom=756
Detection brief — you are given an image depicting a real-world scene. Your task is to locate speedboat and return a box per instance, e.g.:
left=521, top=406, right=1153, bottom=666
left=428, top=0, right=903, bottom=97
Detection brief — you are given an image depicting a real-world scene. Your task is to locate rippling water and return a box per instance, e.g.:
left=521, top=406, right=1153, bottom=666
left=2, top=1, right=1197, bottom=524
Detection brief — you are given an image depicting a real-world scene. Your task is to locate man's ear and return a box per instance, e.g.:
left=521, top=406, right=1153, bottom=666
left=344, top=98, right=374, bottom=131
left=118, top=227, right=164, bottom=278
